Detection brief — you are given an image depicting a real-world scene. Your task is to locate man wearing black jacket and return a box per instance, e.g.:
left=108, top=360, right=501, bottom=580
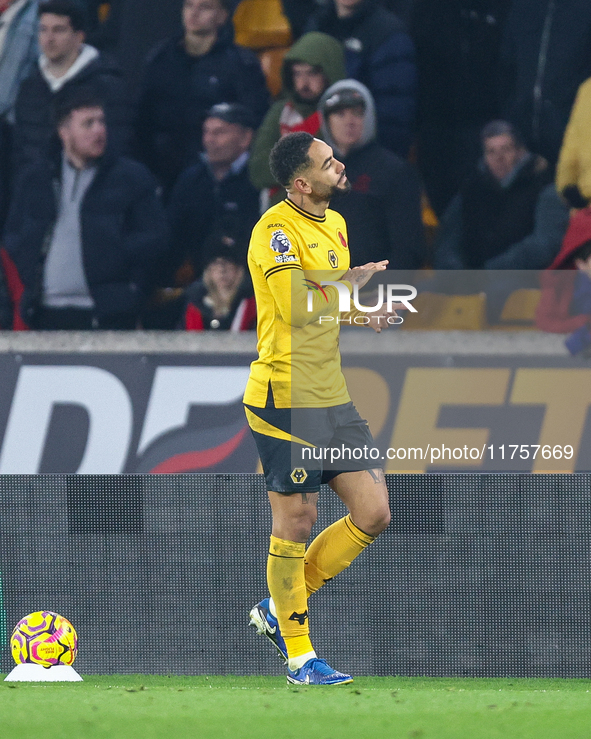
left=136, top=0, right=269, bottom=196
left=4, top=92, right=169, bottom=329
left=13, top=0, right=132, bottom=172
left=501, top=0, right=591, bottom=168
left=306, top=0, right=416, bottom=158
left=167, top=102, right=260, bottom=282
left=433, top=120, right=568, bottom=271
left=318, top=79, right=426, bottom=270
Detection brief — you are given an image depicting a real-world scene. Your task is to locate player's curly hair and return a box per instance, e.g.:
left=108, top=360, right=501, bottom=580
left=269, top=132, right=314, bottom=189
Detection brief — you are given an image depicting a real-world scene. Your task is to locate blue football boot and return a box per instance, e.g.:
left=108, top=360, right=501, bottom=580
left=286, top=658, right=353, bottom=686
left=249, top=597, right=288, bottom=664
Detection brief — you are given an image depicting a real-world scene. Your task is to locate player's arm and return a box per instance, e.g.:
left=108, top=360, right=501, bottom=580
left=267, top=260, right=391, bottom=327
left=255, top=223, right=349, bottom=327
left=266, top=266, right=344, bottom=327
left=341, top=260, right=389, bottom=288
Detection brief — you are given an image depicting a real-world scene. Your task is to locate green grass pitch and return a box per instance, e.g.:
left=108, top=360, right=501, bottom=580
left=2, top=675, right=591, bottom=739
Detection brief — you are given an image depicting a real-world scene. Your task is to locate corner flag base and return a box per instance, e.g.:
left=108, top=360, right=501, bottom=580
left=4, top=664, right=83, bottom=682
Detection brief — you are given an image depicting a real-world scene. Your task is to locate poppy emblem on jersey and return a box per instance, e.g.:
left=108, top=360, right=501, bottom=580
left=290, top=468, right=308, bottom=484
left=328, top=250, right=339, bottom=268
left=270, top=229, right=292, bottom=254
left=338, top=230, right=348, bottom=249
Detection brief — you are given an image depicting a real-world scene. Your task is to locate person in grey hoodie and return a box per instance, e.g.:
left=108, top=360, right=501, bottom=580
left=318, top=78, right=426, bottom=270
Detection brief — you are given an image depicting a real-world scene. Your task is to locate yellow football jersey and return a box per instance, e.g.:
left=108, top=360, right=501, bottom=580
left=244, top=198, right=354, bottom=408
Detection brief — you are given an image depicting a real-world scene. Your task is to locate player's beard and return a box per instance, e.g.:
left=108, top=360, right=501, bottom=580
left=329, top=177, right=352, bottom=199
left=309, top=173, right=351, bottom=204
left=309, top=173, right=351, bottom=203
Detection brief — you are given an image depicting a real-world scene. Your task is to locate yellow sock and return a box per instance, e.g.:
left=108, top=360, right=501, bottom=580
left=267, top=535, right=315, bottom=661
left=305, top=515, right=375, bottom=598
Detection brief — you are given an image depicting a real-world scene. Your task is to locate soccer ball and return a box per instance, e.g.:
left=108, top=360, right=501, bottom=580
left=11, top=611, right=78, bottom=668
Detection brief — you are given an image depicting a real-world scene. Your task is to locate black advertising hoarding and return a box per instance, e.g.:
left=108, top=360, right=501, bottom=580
left=0, top=354, right=258, bottom=474
left=0, top=343, right=588, bottom=473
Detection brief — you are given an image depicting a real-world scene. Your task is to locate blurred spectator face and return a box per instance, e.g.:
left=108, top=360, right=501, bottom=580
left=327, top=106, right=365, bottom=155
left=203, top=117, right=253, bottom=167
left=484, top=133, right=525, bottom=182
left=39, top=13, right=84, bottom=64
left=291, top=63, right=327, bottom=103
left=58, top=106, right=107, bottom=163
left=335, top=0, right=363, bottom=17
left=204, top=258, right=244, bottom=293
left=183, top=0, right=228, bottom=36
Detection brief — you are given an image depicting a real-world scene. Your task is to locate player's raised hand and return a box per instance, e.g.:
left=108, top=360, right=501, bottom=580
left=341, top=260, right=389, bottom=290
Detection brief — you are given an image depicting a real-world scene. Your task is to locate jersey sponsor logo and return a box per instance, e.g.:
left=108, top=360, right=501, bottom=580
left=307, top=243, right=318, bottom=249
left=267, top=222, right=285, bottom=229
left=338, top=230, right=348, bottom=249
left=275, top=254, right=297, bottom=264
left=270, top=229, right=292, bottom=254
left=328, top=249, right=339, bottom=268
left=290, top=467, right=308, bottom=484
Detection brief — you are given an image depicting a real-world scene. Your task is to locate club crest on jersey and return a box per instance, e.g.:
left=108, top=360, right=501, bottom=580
left=270, top=229, right=292, bottom=254
left=338, top=230, right=348, bottom=249
left=328, top=249, right=339, bottom=268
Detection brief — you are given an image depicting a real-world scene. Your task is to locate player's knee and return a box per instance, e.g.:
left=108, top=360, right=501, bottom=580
left=293, top=507, right=317, bottom=540
left=366, top=505, right=391, bottom=536
left=277, top=520, right=315, bottom=543
left=273, top=506, right=317, bottom=542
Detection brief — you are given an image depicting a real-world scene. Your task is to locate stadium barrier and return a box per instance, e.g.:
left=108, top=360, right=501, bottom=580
left=0, top=330, right=586, bottom=473
left=1, top=472, right=591, bottom=677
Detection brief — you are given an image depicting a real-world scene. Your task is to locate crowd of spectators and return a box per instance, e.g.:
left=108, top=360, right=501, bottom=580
left=0, top=0, right=590, bottom=333
left=433, top=121, right=569, bottom=271
left=5, top=90, right=167, bottom=329
left=249, top=29, right=344, bottom=206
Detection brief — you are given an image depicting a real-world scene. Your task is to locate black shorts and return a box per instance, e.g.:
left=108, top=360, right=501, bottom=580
left=244, top=400, right=379, bottom=494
